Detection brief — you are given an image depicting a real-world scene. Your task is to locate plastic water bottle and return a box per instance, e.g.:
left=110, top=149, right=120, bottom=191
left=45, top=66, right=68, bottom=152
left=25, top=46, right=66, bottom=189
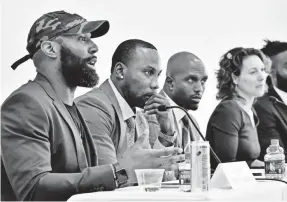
left=178, top=158, right=191, bottom=192
left=264, top=139, right=285, bottom=179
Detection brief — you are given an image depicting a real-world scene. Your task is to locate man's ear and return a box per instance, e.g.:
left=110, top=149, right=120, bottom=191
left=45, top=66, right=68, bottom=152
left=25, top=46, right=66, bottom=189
left=41, top=41, right=58, bottom=58
left=165, top=76, right=174, bottom=90
left=114, top=62, right=127, bottom=80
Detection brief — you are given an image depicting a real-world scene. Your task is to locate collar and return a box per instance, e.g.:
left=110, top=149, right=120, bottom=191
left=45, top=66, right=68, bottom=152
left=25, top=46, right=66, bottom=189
left=163, top=90, right=186, bottom=122
left=274, top=86, right=287, bottom=105
left=108, top=79, right=135, bottom=121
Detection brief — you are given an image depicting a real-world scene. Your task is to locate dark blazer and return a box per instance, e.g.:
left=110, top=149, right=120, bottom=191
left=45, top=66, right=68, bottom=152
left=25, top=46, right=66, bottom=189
left=1, top=74, right=116, bottom=201
left=254, top=80, right=287, bottom=161
left=75, top=80, right=154, bottom=166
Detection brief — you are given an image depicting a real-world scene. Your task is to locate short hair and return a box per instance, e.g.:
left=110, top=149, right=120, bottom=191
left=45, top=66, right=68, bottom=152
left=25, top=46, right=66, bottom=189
left=111, top=39, right=157, bottom=73
left=261, top=39, right=287, bottom=57
left=216, top=47, right=264, bottom=100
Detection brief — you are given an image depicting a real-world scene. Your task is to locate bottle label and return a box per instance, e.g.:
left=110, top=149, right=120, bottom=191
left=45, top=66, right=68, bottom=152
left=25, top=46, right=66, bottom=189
left=178, top=160, right=191, bottom=192
left=265, top=160, right=285, bottom=174
left=190, top=143, right=210, bottom=192
left=200, top=145, right=210, bottom=192
left=179, top=169, right=191, bottom=185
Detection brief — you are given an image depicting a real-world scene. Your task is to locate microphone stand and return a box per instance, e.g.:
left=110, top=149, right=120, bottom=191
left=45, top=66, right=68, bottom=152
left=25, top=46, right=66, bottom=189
left=158, top=105, right=222, bottom=165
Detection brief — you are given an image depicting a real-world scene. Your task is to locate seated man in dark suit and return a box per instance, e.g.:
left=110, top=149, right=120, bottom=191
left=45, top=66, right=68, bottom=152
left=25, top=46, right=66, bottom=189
left=149, top=51, right=208, bottom=180
left=76, top=39, right=182, bottom=165
left=1, top=11, right=184, bottom=201
left=155, top=51, right=208, bottom=148
left=254, top=40, right=287, bottom=160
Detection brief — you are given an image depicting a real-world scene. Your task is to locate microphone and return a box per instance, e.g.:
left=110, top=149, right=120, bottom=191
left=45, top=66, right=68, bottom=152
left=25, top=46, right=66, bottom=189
left=158, top=104, right=222, bottom=165
left=157, top=105, right=169, bottom=111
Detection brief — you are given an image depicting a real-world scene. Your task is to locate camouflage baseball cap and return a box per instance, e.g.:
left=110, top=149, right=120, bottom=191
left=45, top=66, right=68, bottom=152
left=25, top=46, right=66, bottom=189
left=11, top=10, right=110, bottom=70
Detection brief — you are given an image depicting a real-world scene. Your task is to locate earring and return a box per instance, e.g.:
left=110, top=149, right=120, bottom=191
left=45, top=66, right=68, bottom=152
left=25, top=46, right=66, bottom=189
left=234, top=83, right=238, bottom=92
left=120, top=75, right=123, bottom=79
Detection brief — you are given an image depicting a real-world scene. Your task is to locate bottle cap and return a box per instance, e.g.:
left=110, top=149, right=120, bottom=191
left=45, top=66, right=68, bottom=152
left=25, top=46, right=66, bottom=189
left=271, top=139, right=279, bottom=145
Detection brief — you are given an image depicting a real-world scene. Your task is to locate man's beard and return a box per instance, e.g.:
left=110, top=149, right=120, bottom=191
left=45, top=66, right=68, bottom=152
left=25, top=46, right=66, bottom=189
left=60, top=46, right=99, bottom=88
left=174, top=97, right=198, bottom=111
left=172, top=90, right=199, bottom=111
left=122, top=82, right=147, bottom=109
left=276, top=73, right=287, bottom=93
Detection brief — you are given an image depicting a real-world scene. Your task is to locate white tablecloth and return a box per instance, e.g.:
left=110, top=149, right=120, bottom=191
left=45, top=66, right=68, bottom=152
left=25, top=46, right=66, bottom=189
left=68, top=180, right=287, bottom=201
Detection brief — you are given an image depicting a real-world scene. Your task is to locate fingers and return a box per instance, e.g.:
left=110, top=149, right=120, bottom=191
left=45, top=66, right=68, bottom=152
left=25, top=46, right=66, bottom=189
left=144, top=103, right=160, bottom=113
left=152, top=147, right=183, bottom=157
left=160, top=163, right=179, bottom=172
left=144, top=95, right=169, bottom=113
left=159, top=154, right=185, bottom=165
left=144, top=108, right=158, bottom=115
left=145, top=94, right=166, bottom=105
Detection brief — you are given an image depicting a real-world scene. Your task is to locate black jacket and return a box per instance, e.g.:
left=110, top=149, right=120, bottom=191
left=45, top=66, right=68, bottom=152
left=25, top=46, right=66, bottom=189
left=254, top=77, right=287, bottom=161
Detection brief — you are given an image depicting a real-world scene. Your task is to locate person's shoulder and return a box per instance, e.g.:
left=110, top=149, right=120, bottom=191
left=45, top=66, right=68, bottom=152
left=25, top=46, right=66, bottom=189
left=254, top=94, right=275, bottom=117
left=254, top=93, right=272, bottom=108
left=209, top=99, right=243, bottom=122
left=2, top=80, right=48, bottom=107
left=1, top=80, right=50, bottom=118
left=214, top=99, right=241, bottom=114
left=207, top=99, right=243, bottom=132
left=75, top=87, right=114, bottom=116
left=76, top=87, right=110, bottom=105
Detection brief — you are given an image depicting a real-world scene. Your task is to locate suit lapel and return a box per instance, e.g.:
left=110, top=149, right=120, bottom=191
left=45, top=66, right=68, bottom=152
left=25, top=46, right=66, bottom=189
left=34, top=74, right=88, bottom=171
left=52, top=101, right=88, bottom=170
left=269, top=85, right=284, bottom=102
left=268, top=86, right=287, bottom=134
left=274, top=103, right=287, bottom=126
left=76, top=106, right=98, bottom=166
left=100, top=80, right=126, bottom=150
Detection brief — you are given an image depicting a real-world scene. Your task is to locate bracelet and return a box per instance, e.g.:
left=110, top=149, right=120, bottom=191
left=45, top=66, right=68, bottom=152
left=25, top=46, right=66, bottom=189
left=158, top=130, right=176, bottom=143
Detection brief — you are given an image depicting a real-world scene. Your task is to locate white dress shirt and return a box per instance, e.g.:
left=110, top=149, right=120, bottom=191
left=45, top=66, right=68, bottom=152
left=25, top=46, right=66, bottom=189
left=274, top=86, right=287, bottom=105
left=108, top=79, right=135, bottom=157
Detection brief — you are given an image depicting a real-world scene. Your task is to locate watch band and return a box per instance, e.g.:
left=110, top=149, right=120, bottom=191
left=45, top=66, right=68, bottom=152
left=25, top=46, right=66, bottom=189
left=158, top=130, right=177, bottom=143
left=110, top=164, right=118, bottom=188
left=112, top=163, right=129, bottom=188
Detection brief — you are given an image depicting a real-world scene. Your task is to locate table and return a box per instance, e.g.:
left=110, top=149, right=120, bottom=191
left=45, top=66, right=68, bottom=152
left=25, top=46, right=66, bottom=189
left=68, top=169, right=287, bottom=201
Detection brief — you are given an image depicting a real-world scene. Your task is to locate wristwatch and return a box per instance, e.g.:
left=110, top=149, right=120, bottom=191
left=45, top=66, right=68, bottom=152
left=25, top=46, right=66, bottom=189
left=158, top=130, right=177, bottom=143
left=112, top=163, right=128, bottom=188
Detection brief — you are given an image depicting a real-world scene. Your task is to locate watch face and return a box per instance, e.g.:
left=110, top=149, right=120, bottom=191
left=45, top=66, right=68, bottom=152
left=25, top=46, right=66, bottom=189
left=116, top=168, right=128, bottom=185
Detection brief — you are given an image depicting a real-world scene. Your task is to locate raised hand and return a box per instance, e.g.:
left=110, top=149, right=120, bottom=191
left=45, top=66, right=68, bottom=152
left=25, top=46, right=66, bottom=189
left=144, top=94, right=174, bottom=134
left=119, top=133, right=184, bottom=183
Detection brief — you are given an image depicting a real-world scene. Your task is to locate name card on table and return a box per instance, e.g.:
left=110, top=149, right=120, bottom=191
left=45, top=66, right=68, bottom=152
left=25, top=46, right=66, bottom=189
left=210, top=161, right=256, bottom=189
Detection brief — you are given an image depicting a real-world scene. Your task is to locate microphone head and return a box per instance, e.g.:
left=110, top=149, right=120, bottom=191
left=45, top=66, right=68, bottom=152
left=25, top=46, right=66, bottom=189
left=158, top=105, right=168, bottom=111
left=269, top=96, right=277, bottom=103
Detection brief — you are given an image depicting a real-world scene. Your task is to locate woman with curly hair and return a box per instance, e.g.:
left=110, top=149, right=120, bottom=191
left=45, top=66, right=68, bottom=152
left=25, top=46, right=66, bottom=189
left=206, top=47, right=267, bottom=169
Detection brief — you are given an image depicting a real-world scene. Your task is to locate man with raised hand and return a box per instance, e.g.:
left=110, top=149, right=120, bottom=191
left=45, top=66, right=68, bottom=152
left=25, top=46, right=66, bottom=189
left=76, top=39, right=183, bottom=165
left=1, top=12, right=184, bottom=201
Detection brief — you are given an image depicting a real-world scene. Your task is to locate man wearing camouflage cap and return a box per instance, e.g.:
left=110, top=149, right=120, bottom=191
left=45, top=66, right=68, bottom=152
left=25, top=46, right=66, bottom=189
left=1, top=11, right=184, bottom=201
